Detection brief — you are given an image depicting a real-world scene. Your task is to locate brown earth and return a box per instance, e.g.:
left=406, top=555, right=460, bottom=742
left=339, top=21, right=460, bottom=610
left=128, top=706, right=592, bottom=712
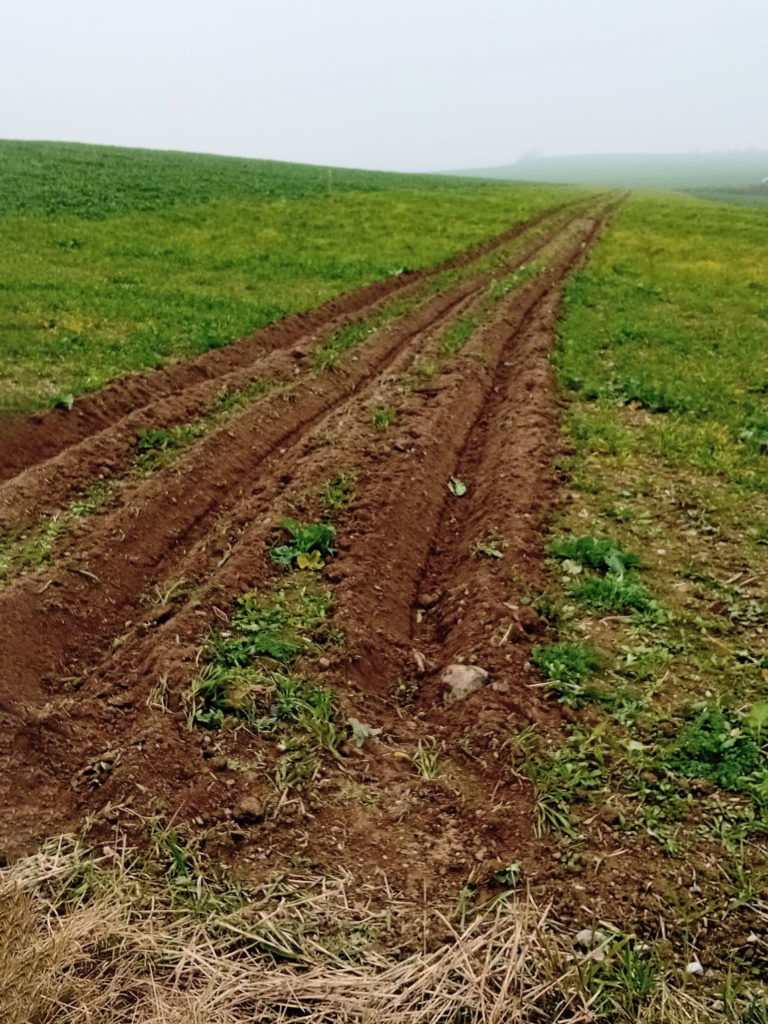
left=0, top=196, right=672, bottom=934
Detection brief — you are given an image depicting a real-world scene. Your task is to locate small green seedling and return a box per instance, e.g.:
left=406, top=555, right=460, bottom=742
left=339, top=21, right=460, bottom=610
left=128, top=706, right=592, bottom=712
left=270, top=518, right=336, bottom=570
left=370, top=404, right=397, bottom=430
left=348, top=717, right=382, bottom=748
left=412, top=739, right=441, bottom=778
left=448, top=477, right=467, bottom=497
left=493, top=862, right=522, bottom=887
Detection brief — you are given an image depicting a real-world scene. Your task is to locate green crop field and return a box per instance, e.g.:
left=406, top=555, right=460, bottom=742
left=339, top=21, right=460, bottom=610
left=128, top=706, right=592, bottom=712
left=0, top=141, right=582, bottom=413
left=531, top=192, right=768, bottom=966
left=5, top=140, right=768, bottom=1019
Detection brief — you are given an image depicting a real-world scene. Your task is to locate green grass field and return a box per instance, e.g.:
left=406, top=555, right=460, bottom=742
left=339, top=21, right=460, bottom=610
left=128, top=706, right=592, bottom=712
left=533, top=191, right=768, bottom=933
left=687, top=186, right=768, bottom=209
left=0, top=141, right=582, bottom=413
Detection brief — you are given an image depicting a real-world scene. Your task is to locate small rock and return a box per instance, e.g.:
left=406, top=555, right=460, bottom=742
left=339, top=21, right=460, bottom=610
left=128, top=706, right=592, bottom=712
left=417, top=591, right=440, bottom=609
left=107, top=692, right=134, bottom=708
left=442, top=664, right=489, bottom=705
left=474, top=848, right=487, bottom=862
left=318, top=656, right=331, bottom=670
left=232, top=796, right=265, bottom=824
left=686, top=960, right=703, bottom=975
left=574, top=928, right=607, bottom=950
left=517, top=606, right=542, bottom=633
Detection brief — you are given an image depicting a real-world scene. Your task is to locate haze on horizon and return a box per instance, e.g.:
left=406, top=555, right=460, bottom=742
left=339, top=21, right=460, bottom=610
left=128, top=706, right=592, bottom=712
left=2, top=0, right=767, bottom=173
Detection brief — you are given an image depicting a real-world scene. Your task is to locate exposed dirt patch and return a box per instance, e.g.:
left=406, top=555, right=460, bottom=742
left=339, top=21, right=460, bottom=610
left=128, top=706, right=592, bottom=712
left=0, top=198, right=675, bottom=936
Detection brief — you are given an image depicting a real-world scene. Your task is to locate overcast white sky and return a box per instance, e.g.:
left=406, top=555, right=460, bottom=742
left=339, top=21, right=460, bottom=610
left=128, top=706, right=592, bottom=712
left=2, top=0, right=767, bottom=171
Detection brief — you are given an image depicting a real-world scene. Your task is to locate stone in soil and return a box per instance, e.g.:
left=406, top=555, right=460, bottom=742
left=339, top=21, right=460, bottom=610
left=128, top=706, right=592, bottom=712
left=442, top=664, right=489, bottom=705
left=232, top=796, right=265, bottom=824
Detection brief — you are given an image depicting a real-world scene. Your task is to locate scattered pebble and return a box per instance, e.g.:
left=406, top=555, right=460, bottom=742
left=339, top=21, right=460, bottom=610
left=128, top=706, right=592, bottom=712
left=442, top=664, right=489, bottom=705
left=232, top=796, right=265, bottom=824
left=574, top=928, right=599, bottom=950
left=686, top=960, right=704, bottom=975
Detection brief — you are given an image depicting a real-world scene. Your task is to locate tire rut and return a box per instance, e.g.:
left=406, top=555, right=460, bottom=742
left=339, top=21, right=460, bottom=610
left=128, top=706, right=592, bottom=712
left=0, top=200, right=589, bottom=486
left=0, top=200, right=590, bottom=529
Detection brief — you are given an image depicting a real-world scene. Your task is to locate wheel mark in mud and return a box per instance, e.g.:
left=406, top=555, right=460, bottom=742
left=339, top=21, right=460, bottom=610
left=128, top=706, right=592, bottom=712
left=411, top=211, right=616, bottom=684
left=330, top=204, right=618, bottom=697
left=0, top=198, right=594, bottom=487
left=0, top=204, right=586, bottom=535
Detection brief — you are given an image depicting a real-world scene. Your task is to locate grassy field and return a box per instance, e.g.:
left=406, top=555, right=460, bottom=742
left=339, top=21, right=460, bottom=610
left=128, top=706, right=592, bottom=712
left=5, top=146, right=768, bottom=1018
left=687, top=186, right=768, bottom=210
left=529, top=192, right=768, bottom=1006
left=0, top=141, right=581, bottom=413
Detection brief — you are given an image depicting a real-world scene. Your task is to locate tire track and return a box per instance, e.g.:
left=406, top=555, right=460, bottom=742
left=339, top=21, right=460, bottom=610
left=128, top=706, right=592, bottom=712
left=0, top=200, right=589, bottom=486
left=0, top=201, right=591, bottom=530
left=0, top=199, right=613, bottom=854
left=331, top=204, right=616, bottom=697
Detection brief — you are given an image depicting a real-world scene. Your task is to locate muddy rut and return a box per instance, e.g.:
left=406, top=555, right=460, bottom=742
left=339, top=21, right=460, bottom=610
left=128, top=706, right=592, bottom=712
left=0, top=198, right=645, bottom=922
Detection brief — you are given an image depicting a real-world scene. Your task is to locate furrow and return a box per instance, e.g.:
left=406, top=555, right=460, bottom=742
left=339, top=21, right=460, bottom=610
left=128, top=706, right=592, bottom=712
left=0, top=201, right=585, bottom=486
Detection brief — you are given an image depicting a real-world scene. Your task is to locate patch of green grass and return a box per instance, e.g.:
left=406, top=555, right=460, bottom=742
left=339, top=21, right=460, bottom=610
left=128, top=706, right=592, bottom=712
left=546, top=535, right=641, bottom=576
left=208, top=584, right=334, bottom=669
left=189, top=580, right=342, bottom=757
left=134, top=423, right=207, bottom=473
left=438, top=315, right=478, bottom=358
left=0, top=478, right=118, bottom=585
left=521, top=726, right=610, bottom=838
left=0, top=517, right=64, bottom=582
left=580, top=934, right=661, bottom=1020
left=568, top=573, right=664, bottom=620
left=67, top=479, right=113, bottom=517
left=665, top=703, right=767, bottom=796
left=320, top=470, right=357, bottom=518
left=312, top=294, right=414, bottom=371
left=483, top=260, right=543, bottom=304
left=531, top=642, right=606, bottom=707
left=208, top=378, right=278, bottom=416
left=555, top=193, right=768, bottom=476
left=370, top=404, right=397, bottom=430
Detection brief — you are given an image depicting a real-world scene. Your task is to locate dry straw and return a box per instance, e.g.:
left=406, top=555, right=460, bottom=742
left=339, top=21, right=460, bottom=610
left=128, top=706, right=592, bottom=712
left=0, top=835, right=714, bottom=1023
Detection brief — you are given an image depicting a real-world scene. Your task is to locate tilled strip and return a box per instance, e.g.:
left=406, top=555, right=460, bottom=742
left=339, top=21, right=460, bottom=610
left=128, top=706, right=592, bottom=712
left=0, top=202, right=587, bottom=530
left=0, top=201, right=611, bottom=853
left=331, top=207, right=614, bottom=697
left=0, top=200, right=591, bottom=486
left=0, top=272, right=490, bottom=706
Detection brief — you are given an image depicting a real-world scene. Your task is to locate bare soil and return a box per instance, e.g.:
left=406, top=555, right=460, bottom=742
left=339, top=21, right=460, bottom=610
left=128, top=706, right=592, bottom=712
left=0, top=197, right=668, bottom=933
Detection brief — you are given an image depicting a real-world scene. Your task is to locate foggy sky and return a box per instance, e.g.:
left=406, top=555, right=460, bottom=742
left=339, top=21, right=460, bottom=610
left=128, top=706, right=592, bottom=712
left=3, top=0, right=767, bottom=172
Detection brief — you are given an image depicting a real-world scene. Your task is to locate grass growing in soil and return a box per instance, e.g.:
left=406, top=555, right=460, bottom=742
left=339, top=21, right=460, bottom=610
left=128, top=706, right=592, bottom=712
left=0, top=140, right=584, bottom=412
left=189, top=579, right=341, bottom=754
left=528, top=192, right=768, bottom=1000
left=0, top=480, right=113, bottom=584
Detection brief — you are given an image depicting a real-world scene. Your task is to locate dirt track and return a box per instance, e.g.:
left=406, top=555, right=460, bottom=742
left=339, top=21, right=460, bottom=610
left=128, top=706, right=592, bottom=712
left=1, top=197, right=661, bottom=927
